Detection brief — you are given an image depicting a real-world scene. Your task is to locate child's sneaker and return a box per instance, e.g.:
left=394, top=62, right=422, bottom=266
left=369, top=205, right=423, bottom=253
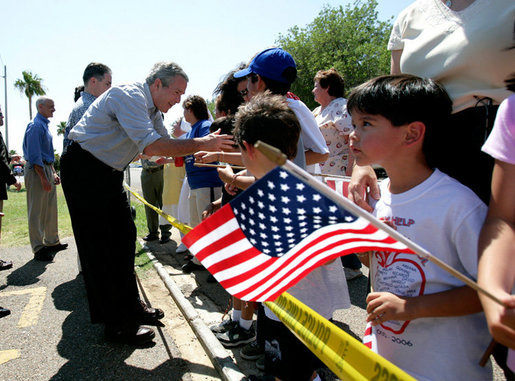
left=217, top=325, right=256, bottom=347
left=240, top=340, right=265, bottom=360
left=209, top=319, right=238, bottom=334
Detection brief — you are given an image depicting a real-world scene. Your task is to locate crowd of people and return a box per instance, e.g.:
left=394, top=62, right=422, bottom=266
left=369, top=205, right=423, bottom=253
left=0, top=0, right=513, bottom=379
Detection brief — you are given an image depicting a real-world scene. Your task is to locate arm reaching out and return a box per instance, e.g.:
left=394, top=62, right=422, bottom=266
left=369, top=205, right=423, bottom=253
left=348, top=164, right=380, bottom=212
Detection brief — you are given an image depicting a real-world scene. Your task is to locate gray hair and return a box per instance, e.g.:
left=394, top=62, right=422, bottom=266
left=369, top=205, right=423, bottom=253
left=145, top=62, right=189, bottom=87
left=36, top=97, right=53, bottom=108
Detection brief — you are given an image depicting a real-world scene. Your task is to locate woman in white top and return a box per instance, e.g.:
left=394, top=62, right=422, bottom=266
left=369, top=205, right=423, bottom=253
left=312, top=68, right=354, bottom=177
left=350, top=0, right=515, bottom=206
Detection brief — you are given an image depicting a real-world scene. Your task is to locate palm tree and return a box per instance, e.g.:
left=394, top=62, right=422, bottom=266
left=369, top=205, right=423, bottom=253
left=14, top=71, right=46, bottom=120
left=57, top=121, right=66, bottom=136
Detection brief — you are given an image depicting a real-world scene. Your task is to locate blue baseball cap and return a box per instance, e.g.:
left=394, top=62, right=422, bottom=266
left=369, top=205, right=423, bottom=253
left=234, top=48, right=296, bottom=84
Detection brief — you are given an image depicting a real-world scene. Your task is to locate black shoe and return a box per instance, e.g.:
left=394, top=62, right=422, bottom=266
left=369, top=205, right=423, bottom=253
left=0, top=307, right=10, bottom=318
left=52, top=243, right=68, bottom=252
left=105, top=324, right=155, bottom=345
left=34, top=247, right=53, bottom=261
left=159, top=236, right=170, bottom=244
left=143, top=234, right=159, bottom=242
left=135, top=301, right=164, bottom=325
left=181, top=260, right=205, bottom=273
left=0, top=259, right=13, bottom=271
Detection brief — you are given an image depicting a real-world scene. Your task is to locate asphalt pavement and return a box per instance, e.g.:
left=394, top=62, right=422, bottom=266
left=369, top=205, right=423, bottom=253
left=0, top=238, right=219, bottom=381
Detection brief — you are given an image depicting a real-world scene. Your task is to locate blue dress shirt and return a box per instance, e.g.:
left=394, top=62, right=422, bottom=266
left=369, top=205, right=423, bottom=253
left=23, top=113, right=55, bottom=168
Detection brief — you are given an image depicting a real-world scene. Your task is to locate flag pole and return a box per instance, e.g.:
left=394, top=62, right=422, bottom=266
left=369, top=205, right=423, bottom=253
left=255, top=140, right=506, bottom=307
left=194, top=163, right=245, bottom=170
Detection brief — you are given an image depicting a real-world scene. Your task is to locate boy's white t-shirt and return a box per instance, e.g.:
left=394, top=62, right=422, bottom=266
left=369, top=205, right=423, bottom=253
left=369, top=169, right=491, bottom=381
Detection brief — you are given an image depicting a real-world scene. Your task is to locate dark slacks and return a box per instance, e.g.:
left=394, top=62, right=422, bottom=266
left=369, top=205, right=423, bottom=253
left=435, top=104, right=498, bottom=204
left=61, top=142, right=140, bottom=325
left=140, top=167, right=165, bottom=236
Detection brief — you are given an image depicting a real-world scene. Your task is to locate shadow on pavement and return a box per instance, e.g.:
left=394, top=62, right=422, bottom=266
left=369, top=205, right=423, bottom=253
left=49, top=275, right=214, bottom=380
left=0, top=258, right=51, bottom=290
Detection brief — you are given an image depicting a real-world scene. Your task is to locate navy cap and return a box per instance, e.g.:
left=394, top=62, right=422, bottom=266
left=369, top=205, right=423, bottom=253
left=234, top=48, right=296, bottom=84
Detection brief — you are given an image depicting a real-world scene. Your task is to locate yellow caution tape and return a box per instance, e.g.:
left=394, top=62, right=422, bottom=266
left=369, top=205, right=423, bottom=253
left=125, top=185, right=415, bottom=380
left=265, top=292, right=416, bottom=381
left=124, top=182, right=192, bottom=235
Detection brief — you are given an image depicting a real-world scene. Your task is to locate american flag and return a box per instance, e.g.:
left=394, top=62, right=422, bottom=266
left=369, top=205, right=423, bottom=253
left=183, top=167, right=413, bottom=302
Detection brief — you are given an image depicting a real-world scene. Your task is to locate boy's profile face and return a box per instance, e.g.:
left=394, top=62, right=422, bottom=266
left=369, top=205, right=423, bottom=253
left=350, top=109, right=408, bottom=168
left=239, top=141, right=274, bottom=179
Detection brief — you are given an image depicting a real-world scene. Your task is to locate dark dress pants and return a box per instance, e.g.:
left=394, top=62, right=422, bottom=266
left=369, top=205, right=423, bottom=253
left=61, top=142, right=140, bottom=325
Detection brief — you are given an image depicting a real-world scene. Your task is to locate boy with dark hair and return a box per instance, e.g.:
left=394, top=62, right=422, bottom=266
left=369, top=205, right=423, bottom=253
left=348, top=74, right=492, bottom=380
left=233, top=93, right=300, bottom=160
left=234, top=93, right=350, bottom=381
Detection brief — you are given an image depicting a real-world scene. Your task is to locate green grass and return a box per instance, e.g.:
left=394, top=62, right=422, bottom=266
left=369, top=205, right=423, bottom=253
left=1, top=185, right=73, bottom=247
left=1, top=184, right=154, bottom=275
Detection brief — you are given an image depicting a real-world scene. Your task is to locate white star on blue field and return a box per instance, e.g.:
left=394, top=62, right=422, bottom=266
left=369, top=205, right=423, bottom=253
left=230, top=168, right=358, bottom=256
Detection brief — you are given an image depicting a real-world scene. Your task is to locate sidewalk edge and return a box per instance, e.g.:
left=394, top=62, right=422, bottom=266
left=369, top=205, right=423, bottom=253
left=146, top=251, right=246, bottom=381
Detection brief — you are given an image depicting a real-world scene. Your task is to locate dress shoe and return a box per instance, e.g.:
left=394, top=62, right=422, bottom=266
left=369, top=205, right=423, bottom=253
left=143, top=234, right=159, bottom=242
left=159, top=236, right=170, bottom=244
left=0, top=259, right=13, bottom=271
left=182, top=260, right=205, bottom=274
left=52, top=243, right=68, bottom=252
left=105, top=324, right=155, bottom=345
left=136, top=301, right=164, bottom=325
left=0, top=307, right=10, bottom=318
left=176, top=242, right=188, bottom=253
left=34, top=247, right=54, bottom=261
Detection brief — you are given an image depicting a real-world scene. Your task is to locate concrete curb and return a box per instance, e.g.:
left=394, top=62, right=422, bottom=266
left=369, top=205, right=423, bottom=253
left=146, top=251, right=246, bottom=381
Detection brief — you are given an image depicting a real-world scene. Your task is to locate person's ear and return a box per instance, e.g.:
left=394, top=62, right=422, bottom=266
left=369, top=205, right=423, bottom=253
left=242, top=141, right=256, bottom=156
left=405, top=121, right=425, bottom=145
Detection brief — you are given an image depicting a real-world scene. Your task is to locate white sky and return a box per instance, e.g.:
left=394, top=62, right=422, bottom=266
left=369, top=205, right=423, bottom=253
left=0, top=0, right=414, bottom=155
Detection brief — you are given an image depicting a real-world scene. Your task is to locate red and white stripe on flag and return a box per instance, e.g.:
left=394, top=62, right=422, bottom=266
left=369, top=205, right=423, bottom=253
left=324, top=177, right=351, bottom=198
left=363, top=322, right=378, bottom=352
left=183, top=168, right=413, bottom=302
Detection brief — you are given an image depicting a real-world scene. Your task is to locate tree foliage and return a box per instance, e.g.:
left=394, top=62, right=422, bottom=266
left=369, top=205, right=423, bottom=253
left=276, top=0, right=392, bottom=109
left=14, top=70, right=46, bottom=120
left=56, top=121, right=66, bottom=136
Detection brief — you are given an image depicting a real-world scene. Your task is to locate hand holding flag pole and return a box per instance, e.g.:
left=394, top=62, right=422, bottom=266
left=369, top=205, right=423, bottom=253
left=255, top=140, right=507, bottom=308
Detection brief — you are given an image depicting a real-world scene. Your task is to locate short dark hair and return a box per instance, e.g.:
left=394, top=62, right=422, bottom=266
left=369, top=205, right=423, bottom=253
left=213, top=64, right=246, bottom=116
left=314, top=68, right=345, bottom=98
left=348, top=74, right=452, bottom=168
left=209, top=115, right=235, bottom=135
left=74, top=85, right=84, bottom=102
left=233, top=93, right=300, bottom=159
left=257, top=65, right=297, bottom=95
left=183, top=95, right=209, bottom=121
left=83, top=62, right=111, bottom=85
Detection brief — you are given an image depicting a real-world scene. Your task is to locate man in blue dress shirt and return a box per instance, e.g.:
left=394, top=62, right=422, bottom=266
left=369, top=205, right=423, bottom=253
left=23, top=97, right=68, bottom=261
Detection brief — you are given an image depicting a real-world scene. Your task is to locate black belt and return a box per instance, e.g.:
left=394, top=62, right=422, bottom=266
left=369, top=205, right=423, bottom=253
left=143, top=166, right=163, bottom=173
left=43, top=161, right=53, bottom=165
